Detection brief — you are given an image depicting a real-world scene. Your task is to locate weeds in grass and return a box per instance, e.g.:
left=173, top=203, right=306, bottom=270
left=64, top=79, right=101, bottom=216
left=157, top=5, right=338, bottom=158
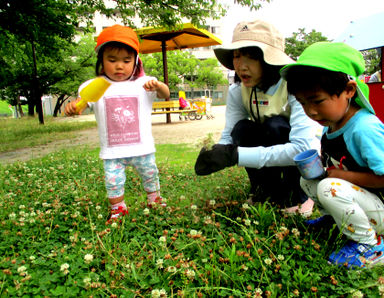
left=0, top=144, right=383, bottom=297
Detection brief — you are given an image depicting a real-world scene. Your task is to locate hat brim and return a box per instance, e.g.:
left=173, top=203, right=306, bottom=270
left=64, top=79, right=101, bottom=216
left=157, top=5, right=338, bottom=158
left=214, top=40, right=294, bottom=70
left=95, top=40, right=139, bottom=54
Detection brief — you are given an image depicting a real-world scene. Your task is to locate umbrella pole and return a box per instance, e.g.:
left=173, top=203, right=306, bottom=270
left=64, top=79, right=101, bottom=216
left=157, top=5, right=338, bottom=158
left=161, top=40, right=171, bottom=124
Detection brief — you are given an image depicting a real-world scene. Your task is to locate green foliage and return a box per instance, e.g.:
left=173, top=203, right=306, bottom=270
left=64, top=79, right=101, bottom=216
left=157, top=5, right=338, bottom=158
left=362, top=49, right=381, bottom=75
left=285, top=28, right=329, bottom=61
left=0, top=134, right=383, bottom=296
left=141, top=52, right=227, bottom=91
left=0, top=0, right=262, bottom=121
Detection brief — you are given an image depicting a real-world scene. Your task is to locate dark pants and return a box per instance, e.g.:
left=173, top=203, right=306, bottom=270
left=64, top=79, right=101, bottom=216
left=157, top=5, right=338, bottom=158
left=231, top=117, right=307, bottom=207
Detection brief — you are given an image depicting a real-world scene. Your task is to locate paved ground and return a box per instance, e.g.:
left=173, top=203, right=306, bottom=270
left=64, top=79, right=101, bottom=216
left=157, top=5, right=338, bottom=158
left=0, top=106, right=227, bottom=164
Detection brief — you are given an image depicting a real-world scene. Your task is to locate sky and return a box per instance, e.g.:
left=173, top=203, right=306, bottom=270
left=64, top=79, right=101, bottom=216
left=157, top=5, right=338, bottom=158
left=221, top=0, right=384, bottom=44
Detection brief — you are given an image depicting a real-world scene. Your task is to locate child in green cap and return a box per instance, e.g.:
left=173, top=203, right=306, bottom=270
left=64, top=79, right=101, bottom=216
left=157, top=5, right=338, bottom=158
left=281, top=42, right=384, bottom=269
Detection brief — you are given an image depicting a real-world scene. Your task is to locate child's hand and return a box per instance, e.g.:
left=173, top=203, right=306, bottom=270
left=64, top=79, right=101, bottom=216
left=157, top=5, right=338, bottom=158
left=143, top=80, right=161, bottom=92
left=65, top=98, right=81, bottom=116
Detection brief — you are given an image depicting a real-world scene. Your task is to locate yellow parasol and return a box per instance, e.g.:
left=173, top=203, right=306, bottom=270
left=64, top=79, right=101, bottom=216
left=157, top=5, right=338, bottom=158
left=135, top=23, right=222, bottom=123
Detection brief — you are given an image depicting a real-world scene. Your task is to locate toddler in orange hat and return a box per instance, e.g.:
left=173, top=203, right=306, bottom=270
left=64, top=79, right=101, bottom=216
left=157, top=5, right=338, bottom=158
left=66, top=25, right=170, bottom=222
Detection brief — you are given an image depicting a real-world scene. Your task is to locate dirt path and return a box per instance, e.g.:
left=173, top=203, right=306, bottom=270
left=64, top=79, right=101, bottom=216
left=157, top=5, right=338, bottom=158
left=0, top=106, right=226, bottom=164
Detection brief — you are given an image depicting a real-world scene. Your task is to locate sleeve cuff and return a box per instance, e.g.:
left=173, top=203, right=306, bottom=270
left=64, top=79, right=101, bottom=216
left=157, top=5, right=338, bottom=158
left=238, top=147, right=262, bottom=169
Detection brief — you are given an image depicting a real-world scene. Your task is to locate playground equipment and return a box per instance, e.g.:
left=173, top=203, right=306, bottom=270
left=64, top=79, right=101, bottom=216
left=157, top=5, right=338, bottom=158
left=178, top=91, right=214, bottom=120
left=76, top=77, right=111, bottom=112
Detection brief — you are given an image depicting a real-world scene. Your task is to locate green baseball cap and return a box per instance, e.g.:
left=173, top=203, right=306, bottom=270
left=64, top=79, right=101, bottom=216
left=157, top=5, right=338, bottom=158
left=280, top=42, right=375, bottom=114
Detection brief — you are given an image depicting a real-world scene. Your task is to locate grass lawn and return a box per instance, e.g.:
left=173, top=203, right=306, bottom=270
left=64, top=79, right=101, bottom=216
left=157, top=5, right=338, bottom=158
left=0, top=119, right=383, bottom=297
left=0, top=116, right=96, bottom=153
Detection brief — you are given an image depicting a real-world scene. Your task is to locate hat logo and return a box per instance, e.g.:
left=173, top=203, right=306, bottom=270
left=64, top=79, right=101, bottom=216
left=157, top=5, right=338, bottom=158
left=240, top=25, right=249, bottom=32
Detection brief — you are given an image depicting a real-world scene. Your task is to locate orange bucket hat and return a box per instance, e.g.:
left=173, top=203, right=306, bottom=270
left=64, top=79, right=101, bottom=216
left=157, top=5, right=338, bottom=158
left=95, top=24, right=140, bottom=54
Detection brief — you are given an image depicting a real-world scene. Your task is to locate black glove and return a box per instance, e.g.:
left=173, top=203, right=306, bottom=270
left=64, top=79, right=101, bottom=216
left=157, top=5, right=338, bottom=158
left=194, top=144, right=238, bottom=176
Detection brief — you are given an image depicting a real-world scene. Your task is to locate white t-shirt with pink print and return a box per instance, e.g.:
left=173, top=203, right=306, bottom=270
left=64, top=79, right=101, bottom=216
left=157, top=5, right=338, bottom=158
left=80, top=75, right=157, bottom=160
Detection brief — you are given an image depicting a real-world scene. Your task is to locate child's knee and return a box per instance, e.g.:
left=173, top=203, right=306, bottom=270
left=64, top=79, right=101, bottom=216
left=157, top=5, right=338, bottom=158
left=316, top=178, right=350, bottom=206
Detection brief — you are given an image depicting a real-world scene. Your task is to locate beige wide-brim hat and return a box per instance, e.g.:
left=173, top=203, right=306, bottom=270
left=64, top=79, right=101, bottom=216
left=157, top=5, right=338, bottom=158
left=214, top=19, right=294, bottom=70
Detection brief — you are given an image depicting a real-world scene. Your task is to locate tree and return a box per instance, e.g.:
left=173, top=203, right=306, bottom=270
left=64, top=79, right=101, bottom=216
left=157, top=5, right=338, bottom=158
left=0, top=0, right=265, bottom=123
left=140, top=51, right=227, bottom=94
left=48, top=35, right=96, bottom=117
left=361, top=49, right=381, bottom=76
left=285, top=28, right=329, bottom=61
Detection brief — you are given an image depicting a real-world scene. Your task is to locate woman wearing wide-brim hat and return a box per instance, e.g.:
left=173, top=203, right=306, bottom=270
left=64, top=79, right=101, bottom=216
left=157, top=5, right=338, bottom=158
left=194, top=19, right=321, bottom=214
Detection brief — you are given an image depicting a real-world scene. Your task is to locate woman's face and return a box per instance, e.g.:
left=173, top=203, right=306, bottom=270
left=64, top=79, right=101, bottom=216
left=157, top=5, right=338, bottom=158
left=233, top=49, right=263, bottom=87
left=102, top=46, right=135, bottom=82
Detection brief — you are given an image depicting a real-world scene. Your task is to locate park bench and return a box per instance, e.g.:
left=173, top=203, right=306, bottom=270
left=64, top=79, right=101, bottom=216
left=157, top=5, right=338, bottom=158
left=151, top=100, right=196, bottom=115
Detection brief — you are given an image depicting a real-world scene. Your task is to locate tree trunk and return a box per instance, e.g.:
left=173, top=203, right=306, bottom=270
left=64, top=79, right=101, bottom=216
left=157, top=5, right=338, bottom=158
left=53, top=94, right=67, bottom=117
left=16, top=96, right=24, bottom=117
left=31, top=40, right=44, bottom=124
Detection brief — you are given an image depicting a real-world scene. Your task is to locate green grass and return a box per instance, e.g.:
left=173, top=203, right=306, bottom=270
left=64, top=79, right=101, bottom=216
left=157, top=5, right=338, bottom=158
left=0, top=120, right=383, bottom=297
left=0, top=116, right=96, bottom=153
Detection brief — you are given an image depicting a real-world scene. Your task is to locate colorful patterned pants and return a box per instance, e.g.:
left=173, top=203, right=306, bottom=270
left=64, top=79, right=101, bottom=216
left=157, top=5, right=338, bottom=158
left=301, top=177, right=384, bottom=245
left=103, top=153, right=160, bottom=199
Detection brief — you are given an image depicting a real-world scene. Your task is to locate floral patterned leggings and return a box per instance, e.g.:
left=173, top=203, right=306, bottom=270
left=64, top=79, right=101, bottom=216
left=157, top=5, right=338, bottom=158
left=301, top=177, right=384, bottom=245
left=103, top=153, right=160, bottom=199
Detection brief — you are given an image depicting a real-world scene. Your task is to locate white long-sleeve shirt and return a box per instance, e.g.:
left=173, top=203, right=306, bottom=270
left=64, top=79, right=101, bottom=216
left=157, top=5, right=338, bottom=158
left=218, top=80, right=322, bottom=169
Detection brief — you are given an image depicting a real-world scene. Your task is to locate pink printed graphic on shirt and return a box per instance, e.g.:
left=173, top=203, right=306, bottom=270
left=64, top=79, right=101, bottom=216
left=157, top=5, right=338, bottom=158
left=105, top=96, right=141, bottom=146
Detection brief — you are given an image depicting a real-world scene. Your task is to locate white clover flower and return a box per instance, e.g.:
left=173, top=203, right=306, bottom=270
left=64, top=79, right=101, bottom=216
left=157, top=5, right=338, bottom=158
left=60, top=263, right=69, bottom=271
left=17, top=265, right=27, bottom=273
left=179, top=195, right=186, bottom=200
left=95, top=205, right=101, bottom=211
left=159, top=289, right=167, bottom=297
left=378, top=285, right=384, bottom=296
left=209, top=200, right=216, bottom=206
left=264, top=258, right=273, bottom=265
left=255, top=288, right=263, bottom=296
left=159, top=236, right=167, bottom=246
left=29, top=256, right=36, bottom=262
left=69, top=235, right=75, bottom=242
left=277, top=254, right=285, bottom=261
left=204, top=216, right=213, bottom=224
left=97, top=214, right=103, bottom=219
left=191, top=205, right=197, bottom=211
left=151, top=289, right=161, bottom=298
left=185, top=269, right=195, bottom=279
left=84, top=254, right=94, bottom=264
left=167, top=266, right=177, bottom=273
left=253, top=220, right=259, bottom=225
left=351, top=290, right=364, bottom=298
left=19, top=205, right=25, bottom=209
left=29, top=218, right=35, bottom=224
left=143, top=208, right=150, bottom=215
left=292, top=228, right=300, bottom=237
left=83, top=277, right=91, bottom=285
left=8, top=213, right=16, bottom=219
left=156, top=259, right=164, bottom=269
left=244, top=219, right=251, bottom=226
left=190, top=229, right=198, bottom=236
left=111, top=222, right=118, bottom=228
left=280, top=226, right=288, bottom=233
left=242, top=203, right=250, bottom=209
